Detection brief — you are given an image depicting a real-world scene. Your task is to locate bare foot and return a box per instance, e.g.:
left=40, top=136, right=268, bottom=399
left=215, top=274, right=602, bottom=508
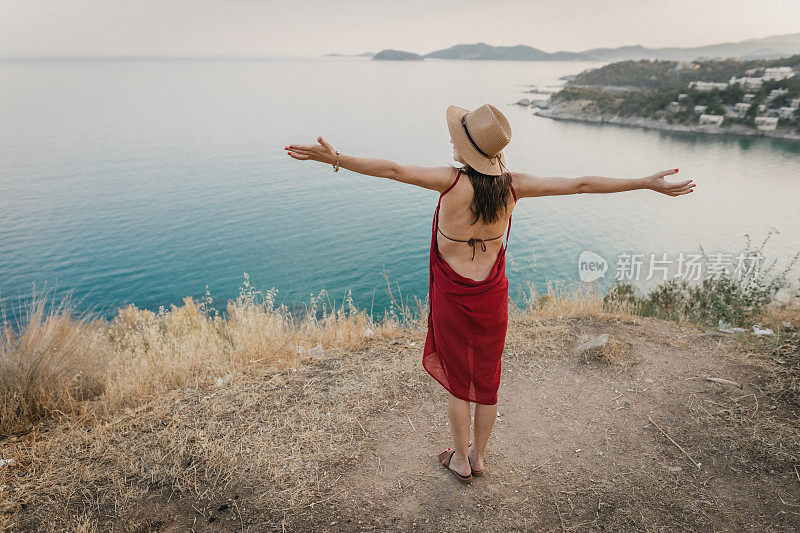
left=468, top=443, right=484, bottom=472
left=444, top=449, right=471, bottom=477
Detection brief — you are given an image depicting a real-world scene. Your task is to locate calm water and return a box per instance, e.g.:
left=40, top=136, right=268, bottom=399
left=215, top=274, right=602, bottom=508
left=2, top=56, right=799, bottom=319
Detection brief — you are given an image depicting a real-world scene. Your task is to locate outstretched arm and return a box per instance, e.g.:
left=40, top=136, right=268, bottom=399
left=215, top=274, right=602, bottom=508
left=512, top=168, right=694, bottom=198
left=285, top=137, right=455, bottom=193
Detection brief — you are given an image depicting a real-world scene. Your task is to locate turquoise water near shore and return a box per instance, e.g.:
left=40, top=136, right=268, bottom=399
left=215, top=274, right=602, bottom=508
left=1, top=56, right=799, bottom=318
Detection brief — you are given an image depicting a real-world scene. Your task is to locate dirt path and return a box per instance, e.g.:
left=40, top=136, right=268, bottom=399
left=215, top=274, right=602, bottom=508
left=290, top=317, right=800, bottom=532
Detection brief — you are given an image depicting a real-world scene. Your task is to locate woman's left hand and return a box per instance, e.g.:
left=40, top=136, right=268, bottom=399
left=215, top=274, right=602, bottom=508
left=285, top=137, right=337, bottom=164
left=646, top=169, right=695, bottom=196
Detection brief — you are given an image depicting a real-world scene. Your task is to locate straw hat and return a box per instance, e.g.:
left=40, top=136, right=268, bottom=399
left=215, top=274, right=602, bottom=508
left=446, top=104, right=511, bottom=176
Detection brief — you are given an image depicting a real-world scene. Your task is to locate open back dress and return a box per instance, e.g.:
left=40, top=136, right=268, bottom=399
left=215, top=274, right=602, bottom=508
left=422, top=169, right=517, bottom=405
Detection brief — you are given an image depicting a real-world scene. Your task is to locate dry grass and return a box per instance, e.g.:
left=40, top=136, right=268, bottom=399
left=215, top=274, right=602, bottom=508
left=0, top=275, right=797, bottom=530
left=0, top=295, right=110, bottom=437
left=597, top=338, right=634, bottom=366
left=0, top=274, right=414, bottom=529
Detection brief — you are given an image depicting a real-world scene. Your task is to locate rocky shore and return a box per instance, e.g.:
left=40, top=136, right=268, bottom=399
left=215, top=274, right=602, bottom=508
left=534, top=100, right=800, bottom=142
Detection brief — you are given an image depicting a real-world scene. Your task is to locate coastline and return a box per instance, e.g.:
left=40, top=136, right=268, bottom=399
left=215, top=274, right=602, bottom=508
left=534, top=101, right=800, bottom=143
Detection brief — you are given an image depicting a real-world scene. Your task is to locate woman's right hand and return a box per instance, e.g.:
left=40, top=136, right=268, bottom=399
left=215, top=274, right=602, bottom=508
left=646, top=169, right=695, bottom=196
left=284, top=137, right=337, bottom=164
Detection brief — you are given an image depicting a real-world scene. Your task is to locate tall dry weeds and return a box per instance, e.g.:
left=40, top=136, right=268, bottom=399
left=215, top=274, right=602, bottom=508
left=0, top=295, right=109, bottom=437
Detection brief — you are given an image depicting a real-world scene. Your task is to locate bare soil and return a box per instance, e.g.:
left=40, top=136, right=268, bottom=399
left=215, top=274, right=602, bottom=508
left=292, top=316, right=800, bottom=532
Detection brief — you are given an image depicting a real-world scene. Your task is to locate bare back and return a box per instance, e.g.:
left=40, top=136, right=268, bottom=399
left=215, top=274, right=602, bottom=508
left=436, top=168, right=517, bottom=282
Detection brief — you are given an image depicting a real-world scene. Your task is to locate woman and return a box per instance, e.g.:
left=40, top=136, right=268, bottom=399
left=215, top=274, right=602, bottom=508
left=285, top=104, right=694, bottom=485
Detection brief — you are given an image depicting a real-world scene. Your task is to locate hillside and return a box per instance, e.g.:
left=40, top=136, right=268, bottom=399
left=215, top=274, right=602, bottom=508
left=533, top=57, right=800, bottom=140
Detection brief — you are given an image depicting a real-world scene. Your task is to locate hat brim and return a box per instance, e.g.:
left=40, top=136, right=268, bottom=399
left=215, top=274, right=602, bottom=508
left=446, top=105, right=507, bottom=176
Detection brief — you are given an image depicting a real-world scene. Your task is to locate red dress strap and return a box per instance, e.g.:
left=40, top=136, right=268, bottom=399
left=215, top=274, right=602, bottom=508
left=440, top=169, right=462, bottom=197
left=506, top=181, right=516, bottom=243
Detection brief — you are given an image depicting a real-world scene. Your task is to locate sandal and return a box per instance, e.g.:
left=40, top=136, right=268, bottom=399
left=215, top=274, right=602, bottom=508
left=438, top=448, right=473, bottom=484
left=468, top=442, right=484, bottom=477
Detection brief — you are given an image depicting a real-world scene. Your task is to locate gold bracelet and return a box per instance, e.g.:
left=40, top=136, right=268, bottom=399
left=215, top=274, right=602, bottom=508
left=333, top=151, right=340, bottom=172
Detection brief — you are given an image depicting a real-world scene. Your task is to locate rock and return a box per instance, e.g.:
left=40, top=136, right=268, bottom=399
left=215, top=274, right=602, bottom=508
left=576, top=334, right=608, bottom=357
left=752, top=324, right=774, bottom=336
left=782, top=321, right=795, bottom=331
left=308, top=344, right=325, bottom=358
left=0, top=459, right=15, bottom=468
left=214, top=373, right=232, bottom=387
left=516, top=98, right=531, bottom=106
left=364, top=328, right=374, bottom=338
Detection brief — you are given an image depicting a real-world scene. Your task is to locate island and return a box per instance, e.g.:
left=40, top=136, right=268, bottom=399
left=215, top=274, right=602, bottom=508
left=371, top=49, right=423, bottom=61
left=424, top=42, right=590, bottom=61
left=529, top=56, right=800, bottom=142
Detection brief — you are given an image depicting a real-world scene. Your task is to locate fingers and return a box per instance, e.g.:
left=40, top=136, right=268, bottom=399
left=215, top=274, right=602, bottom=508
left=666, top=178, right=693, bottom=189
left=666, top=184, right=695, bottom=196
left=317, top=136, right=332, bottom=149
left=654, top=168, right=679, bottom=178
left=287, top=151, right=310, bottom=160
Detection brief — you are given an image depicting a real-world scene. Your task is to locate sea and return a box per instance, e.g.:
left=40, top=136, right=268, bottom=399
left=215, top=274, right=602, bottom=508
left=1, top=56, right=799, bottom=320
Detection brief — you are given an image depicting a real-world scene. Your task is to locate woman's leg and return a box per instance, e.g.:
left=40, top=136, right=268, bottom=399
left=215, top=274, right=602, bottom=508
left=446, top=394, right=472, bottom=476
left=470, top=402, right=497, bottom=471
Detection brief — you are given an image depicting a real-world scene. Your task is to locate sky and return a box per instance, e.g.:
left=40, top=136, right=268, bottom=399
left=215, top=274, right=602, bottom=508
left=1, top=0, right=799, bottom=57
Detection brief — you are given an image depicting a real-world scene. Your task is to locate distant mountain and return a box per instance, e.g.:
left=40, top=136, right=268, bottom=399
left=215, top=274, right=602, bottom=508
left=583, top=33, right=800, bottom=61
left=422, top=33, right=800, bottom=62
left=372, top=49, right=423, bottom=61
left=424, top=43, right=591, bottom=61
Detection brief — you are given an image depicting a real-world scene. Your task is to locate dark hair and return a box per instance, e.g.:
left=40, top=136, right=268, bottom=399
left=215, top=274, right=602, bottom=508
left=460, top=165, right=513, bottom=225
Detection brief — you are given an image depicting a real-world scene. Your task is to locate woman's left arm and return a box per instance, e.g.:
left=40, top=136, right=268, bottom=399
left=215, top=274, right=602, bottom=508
left=285, top=137, right=454, bottom=192
left=512, top=168, right=695, bottom=198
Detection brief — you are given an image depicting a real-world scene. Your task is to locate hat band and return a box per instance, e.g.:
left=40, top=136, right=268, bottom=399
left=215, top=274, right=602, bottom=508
left=461, top=115, right=492, bottom=159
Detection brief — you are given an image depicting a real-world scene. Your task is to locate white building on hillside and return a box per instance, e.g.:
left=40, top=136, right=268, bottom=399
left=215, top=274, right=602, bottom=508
left=699, top=114, right=724, bottom=126
left=734, top=102, right=751, bottom=116
left=689, top=81, right=729, bottom=91
left=742, top=93, right=756, bottom=103
left=763, top=67, right=795, bottom=81
left=693, top=105, right=708, bottom=114
left=754, top=116, right=779, bottom=131
left=667, top=101, right=685, bottom=112
left=778, top=107, right=796, bottom=119
left=767, top=88, right=789, bottom=101
left=729, top=76, right=763, bottom=89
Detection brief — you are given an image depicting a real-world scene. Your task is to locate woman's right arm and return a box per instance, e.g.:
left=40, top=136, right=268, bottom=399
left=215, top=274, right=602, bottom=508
left=511, top=169, right=694, bottom=198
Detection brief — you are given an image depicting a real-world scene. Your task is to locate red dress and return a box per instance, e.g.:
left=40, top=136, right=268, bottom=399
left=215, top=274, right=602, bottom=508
left=422, top=169, right=516, bottom=405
